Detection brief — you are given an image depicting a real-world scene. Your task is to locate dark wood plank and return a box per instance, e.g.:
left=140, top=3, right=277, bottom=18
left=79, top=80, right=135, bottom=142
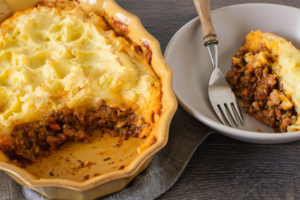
left=158, top=144, right=300, bottom=199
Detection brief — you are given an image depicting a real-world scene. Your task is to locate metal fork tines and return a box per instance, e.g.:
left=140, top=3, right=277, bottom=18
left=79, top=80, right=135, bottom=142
left=207, top=43, right=244, bottom=126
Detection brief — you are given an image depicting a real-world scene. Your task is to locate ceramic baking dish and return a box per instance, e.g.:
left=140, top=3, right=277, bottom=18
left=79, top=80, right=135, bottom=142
left=0, top=0, right=177, bottom=199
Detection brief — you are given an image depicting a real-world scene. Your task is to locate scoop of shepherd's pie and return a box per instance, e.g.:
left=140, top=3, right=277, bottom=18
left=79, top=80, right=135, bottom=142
left=225, top=30, right=300, bottom=132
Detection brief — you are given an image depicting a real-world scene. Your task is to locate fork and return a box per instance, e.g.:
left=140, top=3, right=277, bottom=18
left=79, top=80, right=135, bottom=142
left=193, top=0, right=244, bottom=126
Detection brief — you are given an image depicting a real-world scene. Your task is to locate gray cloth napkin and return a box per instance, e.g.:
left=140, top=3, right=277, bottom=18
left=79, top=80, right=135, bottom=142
left=0, top=106, right=214, bottom=200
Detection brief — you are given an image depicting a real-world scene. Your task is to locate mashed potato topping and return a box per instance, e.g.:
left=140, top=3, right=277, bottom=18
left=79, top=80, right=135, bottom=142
left=0, top=6, right=161, bottom=136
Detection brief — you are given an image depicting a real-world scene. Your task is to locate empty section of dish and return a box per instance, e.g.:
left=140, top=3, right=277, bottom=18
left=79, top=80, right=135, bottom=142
left=26, top=132, right=145, bottom=182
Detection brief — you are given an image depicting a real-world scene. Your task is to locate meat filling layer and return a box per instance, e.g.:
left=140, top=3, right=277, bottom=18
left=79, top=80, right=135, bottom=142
left=2, top=101, right=148, bottom=166
left=225, top=45, right=297, bottom=132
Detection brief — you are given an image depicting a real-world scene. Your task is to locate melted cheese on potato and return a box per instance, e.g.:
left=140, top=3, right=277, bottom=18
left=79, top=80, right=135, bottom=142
left=0, top=6, right=161, bottom=135
left=244, top=30, right=300, bottom=132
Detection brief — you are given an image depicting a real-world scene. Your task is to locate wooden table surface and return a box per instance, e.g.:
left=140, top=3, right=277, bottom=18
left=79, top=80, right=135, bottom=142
left=115, top=0, right=300, bottom=199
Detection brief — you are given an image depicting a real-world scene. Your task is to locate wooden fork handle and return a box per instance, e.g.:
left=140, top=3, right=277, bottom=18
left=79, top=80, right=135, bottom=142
left=193, top=0, right=218, bottom=46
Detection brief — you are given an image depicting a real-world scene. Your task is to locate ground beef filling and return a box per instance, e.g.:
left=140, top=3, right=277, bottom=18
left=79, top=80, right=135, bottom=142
left=3, top=101, right=148, bottom=166
left=225, top=45, right=297, bottom=132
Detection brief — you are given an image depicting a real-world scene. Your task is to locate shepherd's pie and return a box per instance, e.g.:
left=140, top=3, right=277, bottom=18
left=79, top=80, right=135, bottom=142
left=0, top=5, right=162, bottom=166
left=226, top=30, right=300, bottom=132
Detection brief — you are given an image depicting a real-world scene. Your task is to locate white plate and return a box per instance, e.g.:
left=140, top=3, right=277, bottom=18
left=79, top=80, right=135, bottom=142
left=164, top=3, right=300, bottom=144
